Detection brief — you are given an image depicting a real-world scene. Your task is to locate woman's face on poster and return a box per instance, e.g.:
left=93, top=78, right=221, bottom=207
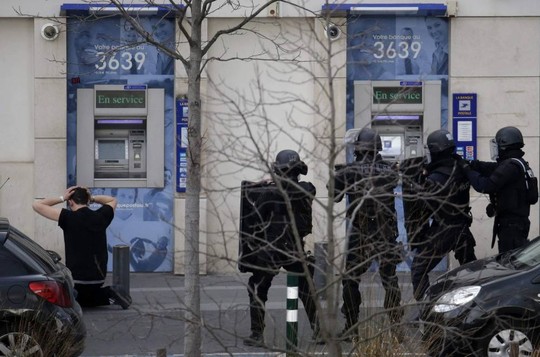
left=425, top=18, right=448, bottom=44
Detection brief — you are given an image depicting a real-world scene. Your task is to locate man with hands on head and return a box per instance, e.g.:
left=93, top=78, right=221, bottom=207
left=32, top=186, right=131, bottom=309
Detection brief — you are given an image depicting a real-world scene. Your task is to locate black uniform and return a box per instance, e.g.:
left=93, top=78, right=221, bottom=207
left=245, top=179, right=319, bottom=343
left=466, top=149, right=532, bottom=253
left=334, top=152, right=402, bottom=331
left=411, top=156, right=477, bottom=300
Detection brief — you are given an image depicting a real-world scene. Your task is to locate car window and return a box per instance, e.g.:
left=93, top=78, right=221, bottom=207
left=6, top=227, right=58, bottom=273
left=0, top=244, right=33, bottom=276
left=511, top=237, right=540, bottom=268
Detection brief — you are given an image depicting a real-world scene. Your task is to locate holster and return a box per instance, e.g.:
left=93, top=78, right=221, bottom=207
left=491, top=215, right=499, bottom=249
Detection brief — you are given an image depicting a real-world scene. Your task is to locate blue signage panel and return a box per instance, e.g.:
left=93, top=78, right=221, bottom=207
left=176, top=98, right=188, bottom=193
left=452, top=93, right=478, bottom=161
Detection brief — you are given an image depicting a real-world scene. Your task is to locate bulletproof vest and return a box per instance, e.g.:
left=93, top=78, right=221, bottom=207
left=428, top=161, right=471, bottom=222
left=491, top=158, right=531, bottom=217
left=336, top=155, right=398, bottom=219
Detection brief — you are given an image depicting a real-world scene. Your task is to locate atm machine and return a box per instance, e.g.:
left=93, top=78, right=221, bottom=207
left=351, top=80, right=443, bottom=270
left=76, top=84, right=165, bottom=188
left=352, top=80, right=441, bottom=163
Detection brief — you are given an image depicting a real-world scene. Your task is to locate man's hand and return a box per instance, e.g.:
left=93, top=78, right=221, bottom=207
left=62, top=186, right=78, bottom=202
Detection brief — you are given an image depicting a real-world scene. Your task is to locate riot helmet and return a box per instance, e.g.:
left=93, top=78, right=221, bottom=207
left=425, top=129, right=455, bottom=164
left=491, top=126, right=524, bottom=160
left=354, top=128, right=382, bottom=154
left=273, top=150, right=308, bottom=177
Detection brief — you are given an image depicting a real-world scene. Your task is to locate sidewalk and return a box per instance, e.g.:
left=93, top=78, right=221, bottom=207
left=81, top=272, right=423, bottom=357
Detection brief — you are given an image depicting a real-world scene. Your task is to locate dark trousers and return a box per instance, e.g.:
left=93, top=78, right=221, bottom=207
left=247, top=260, right=318, bottom=335
left=411, top=222, right=476, bottom=301
left=74, top=283, right=112, bottom=307
left=342, top=219, right=402, bottom=328
left=496, top=215, right=530, bottom=253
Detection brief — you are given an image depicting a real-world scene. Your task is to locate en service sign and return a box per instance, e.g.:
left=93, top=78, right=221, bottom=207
left=372, top=86, right=422, bottom=105
left=95, top=90, right=146, bottom=109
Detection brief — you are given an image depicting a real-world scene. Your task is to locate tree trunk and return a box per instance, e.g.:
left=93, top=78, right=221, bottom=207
left=184, top=1, right=203, bottom=356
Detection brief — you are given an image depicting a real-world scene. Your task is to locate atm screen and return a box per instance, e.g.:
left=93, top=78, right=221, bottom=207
left=96, top=139, right=128, bottom=160
left=380, top=135, right=403, bottom=157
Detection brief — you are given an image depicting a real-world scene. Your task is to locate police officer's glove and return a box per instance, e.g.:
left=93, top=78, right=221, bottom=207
left=417, top=171, right=427, bottom=185
left=486, top=203, right=496, bottom=218
left=453, top=154, right=471, bottom=172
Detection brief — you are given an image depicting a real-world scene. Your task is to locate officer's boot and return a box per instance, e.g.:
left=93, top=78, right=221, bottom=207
left=339, top=305, right=359, bottom=342
left=298, top=276, right=325, bottom=345
left=339, top=280, right=360, bottom=342
left=243, top=303, right=265, bottom=347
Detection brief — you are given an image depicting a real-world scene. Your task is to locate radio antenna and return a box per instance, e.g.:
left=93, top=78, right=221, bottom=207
left=0, top=177, right=10, bottom=191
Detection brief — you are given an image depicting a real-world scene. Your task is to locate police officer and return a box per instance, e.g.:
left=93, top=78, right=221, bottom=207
left=334, top=128, right=403, bottom=340
left=243, top=150, right=321, bottom=346
left=411, top=129, right=477, bottom=301
left=459, top=126, right=536, bottom=253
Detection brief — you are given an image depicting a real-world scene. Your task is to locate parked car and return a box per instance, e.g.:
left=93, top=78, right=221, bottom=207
left=0, top=217, right=86, bottom=356
left=420, top=236, right=540, bottom=356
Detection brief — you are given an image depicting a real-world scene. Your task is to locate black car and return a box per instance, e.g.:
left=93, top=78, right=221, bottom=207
left=420, top=236, right=540, bottom=357
left=0, top=217, right=86, bottom=356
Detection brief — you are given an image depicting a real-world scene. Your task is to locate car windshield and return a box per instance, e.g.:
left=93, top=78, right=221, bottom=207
left=506, top=237, right=540, bottom=269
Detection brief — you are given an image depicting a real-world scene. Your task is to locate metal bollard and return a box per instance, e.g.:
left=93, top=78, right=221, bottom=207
left=112, top=244, right=130, bottom=294
left=313, top=242, right=328, bottom=298
left=286, top=274, right=298, bottom=356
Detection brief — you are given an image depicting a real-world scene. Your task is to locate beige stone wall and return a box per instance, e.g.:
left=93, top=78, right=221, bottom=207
left=0, top=17, right=66, bottom=255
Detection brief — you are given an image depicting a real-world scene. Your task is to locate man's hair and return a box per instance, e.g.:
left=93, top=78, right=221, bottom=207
left=71, top=187, right=90, bottom=205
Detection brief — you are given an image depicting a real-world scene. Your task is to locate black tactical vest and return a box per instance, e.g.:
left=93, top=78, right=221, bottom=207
left=491, top=158, right=531, bottom=217
left=427, top=161, right=471, bottom=222
left=335, top=155, right=398, bottom=220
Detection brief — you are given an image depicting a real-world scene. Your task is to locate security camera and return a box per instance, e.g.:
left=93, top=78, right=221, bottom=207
left=41, top=23, right=59, bottom=41
left=324, top=23, right=341, bottom=41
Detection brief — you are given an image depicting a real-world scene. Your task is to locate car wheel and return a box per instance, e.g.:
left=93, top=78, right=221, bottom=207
left=0, top=330, right=44, bottom=357
left=477, top=318, right=535, bottom=357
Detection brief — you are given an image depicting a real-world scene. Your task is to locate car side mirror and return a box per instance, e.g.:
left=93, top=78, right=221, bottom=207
left=47, top=250, right=62, bottom=263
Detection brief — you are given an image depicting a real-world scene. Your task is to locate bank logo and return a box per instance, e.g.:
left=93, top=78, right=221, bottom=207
left=459, top=100, right=471, bottom=111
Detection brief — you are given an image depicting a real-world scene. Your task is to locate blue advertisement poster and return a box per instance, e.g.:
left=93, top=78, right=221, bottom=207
left=346, top=16, right=449, bottom=129
left=346, top=16, right=449, bottom=272
left=66, top=16, right=175, bottom=272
